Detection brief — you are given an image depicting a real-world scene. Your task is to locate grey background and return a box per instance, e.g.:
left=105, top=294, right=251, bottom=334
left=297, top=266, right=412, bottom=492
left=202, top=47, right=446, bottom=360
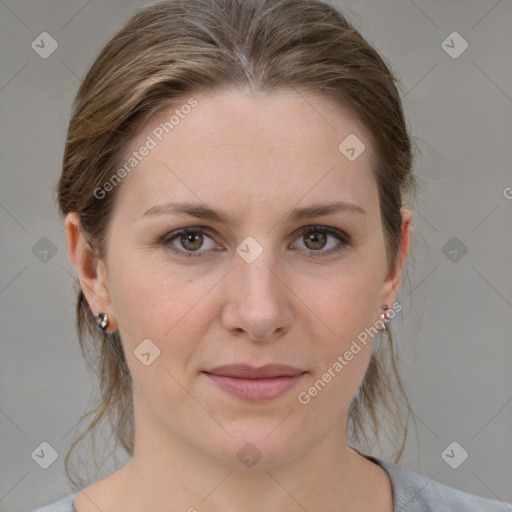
left=1, top=0, right=511, bottom=510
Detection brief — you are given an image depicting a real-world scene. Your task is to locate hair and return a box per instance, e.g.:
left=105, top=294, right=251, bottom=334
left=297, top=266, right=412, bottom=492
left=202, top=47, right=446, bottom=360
left=57, top=0, right=418, bottom=488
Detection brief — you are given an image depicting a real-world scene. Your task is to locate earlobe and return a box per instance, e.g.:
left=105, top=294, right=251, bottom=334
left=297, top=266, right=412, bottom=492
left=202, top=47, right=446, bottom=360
left=65, top=212, right=116, bottom=330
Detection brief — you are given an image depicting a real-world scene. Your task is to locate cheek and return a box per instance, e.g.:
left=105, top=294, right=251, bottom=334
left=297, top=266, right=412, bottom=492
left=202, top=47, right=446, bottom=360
left=294, top=251, right=385, bottom=393
left=294, top=275, right=382, bottom=419
left=107, top=254, right=220, bottom=363
left=107, top=245, right=174, bottom=324
left=108, top=265, right=212, bottom=405
left=305, top=259, right=384, bottom=343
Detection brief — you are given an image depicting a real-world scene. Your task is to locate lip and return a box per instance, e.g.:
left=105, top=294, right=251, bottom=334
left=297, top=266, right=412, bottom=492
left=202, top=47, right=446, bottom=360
left=203, top=364, right=307, bottom=402
left=205, top=364, right=305, bottom=378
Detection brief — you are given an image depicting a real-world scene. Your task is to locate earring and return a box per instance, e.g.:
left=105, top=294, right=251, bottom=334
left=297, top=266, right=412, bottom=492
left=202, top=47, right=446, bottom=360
left=95, top=312, right=109, bottom=332
left=378, top=305, right=392, bottom=330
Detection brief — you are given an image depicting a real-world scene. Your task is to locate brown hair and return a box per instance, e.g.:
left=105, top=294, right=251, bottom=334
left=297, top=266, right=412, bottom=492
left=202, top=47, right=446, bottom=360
left=57, top=0, right=418, bottom=488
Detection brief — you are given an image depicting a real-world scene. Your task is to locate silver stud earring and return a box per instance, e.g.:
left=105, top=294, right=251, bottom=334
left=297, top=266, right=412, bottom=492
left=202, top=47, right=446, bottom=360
left=378, top=305, right=392, bottom=330
left=95, top=312, right=109, bottom=332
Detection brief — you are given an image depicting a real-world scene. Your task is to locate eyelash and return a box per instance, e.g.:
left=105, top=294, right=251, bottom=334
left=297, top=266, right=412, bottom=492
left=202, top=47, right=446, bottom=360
left=158, top=226, right=352, bottom=259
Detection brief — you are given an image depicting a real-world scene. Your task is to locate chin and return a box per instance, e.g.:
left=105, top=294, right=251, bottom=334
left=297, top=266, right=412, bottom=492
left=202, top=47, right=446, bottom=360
left=201, top=424, right=308, bottom=471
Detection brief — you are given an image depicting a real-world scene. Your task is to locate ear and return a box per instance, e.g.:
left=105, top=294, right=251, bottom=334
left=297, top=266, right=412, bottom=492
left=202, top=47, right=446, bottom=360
left=379, top=207, right=412, bottom=308
left=65, top=212, right=118, bottom=332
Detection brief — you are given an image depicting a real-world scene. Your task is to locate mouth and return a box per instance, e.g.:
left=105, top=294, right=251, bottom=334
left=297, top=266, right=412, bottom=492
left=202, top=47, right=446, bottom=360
left=202, top=364, right=307, bottom=402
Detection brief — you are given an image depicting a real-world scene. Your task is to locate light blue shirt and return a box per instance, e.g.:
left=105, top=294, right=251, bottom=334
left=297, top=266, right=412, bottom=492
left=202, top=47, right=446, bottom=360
left=32, top=455, right=511, bottom=511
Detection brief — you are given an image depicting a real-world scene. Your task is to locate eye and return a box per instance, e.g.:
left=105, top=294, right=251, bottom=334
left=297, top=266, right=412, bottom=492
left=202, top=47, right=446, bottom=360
left=291, top=226, right=351, bottom=257
left=161, top=228, right=221, bottom=258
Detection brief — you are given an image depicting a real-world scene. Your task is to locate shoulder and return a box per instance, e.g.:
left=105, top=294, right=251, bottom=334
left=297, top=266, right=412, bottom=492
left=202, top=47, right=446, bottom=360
left=367, top=456, right=511, bottom=512
left=32, top=492, right=77, bottom=512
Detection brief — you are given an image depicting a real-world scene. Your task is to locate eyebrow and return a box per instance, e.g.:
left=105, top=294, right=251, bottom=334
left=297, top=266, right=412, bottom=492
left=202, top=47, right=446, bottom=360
left=140, top=201, right=367, bottom=225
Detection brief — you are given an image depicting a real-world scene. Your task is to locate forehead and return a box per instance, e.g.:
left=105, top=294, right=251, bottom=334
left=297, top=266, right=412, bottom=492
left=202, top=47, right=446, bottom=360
left=113, top=88, right=378, bottom=220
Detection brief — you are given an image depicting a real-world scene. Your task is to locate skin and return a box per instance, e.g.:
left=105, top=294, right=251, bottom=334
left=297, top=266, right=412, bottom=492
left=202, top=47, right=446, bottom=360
left=66, top=88, right=411, bottom=512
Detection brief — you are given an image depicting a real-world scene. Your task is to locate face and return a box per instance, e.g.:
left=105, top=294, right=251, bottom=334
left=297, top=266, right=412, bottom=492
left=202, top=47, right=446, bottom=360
left=69, top=88, right=410, bottom=469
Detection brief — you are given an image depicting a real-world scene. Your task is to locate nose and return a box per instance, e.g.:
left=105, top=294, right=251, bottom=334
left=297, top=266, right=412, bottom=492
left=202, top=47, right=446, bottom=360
left=220, top=248, right=294, bottom=342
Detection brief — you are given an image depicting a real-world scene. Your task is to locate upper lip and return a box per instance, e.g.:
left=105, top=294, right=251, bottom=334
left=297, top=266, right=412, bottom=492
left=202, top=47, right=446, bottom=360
left=204, top=364, right=306, bottom=379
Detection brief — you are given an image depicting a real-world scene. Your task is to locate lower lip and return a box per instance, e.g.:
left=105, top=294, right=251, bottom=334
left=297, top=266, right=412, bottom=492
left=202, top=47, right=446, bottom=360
left=203, top=373, right=306, bottom=402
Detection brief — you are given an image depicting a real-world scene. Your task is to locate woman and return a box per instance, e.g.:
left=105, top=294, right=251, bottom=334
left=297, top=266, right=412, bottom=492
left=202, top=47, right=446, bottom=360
left=33, top=0, right=510, bottom=510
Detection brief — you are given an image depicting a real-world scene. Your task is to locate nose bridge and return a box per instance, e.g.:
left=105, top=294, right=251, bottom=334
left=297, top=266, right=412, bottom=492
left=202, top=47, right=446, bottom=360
left=221, top=236, right=293, bottom=340
left=235, top=240, right=284, bottom=310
